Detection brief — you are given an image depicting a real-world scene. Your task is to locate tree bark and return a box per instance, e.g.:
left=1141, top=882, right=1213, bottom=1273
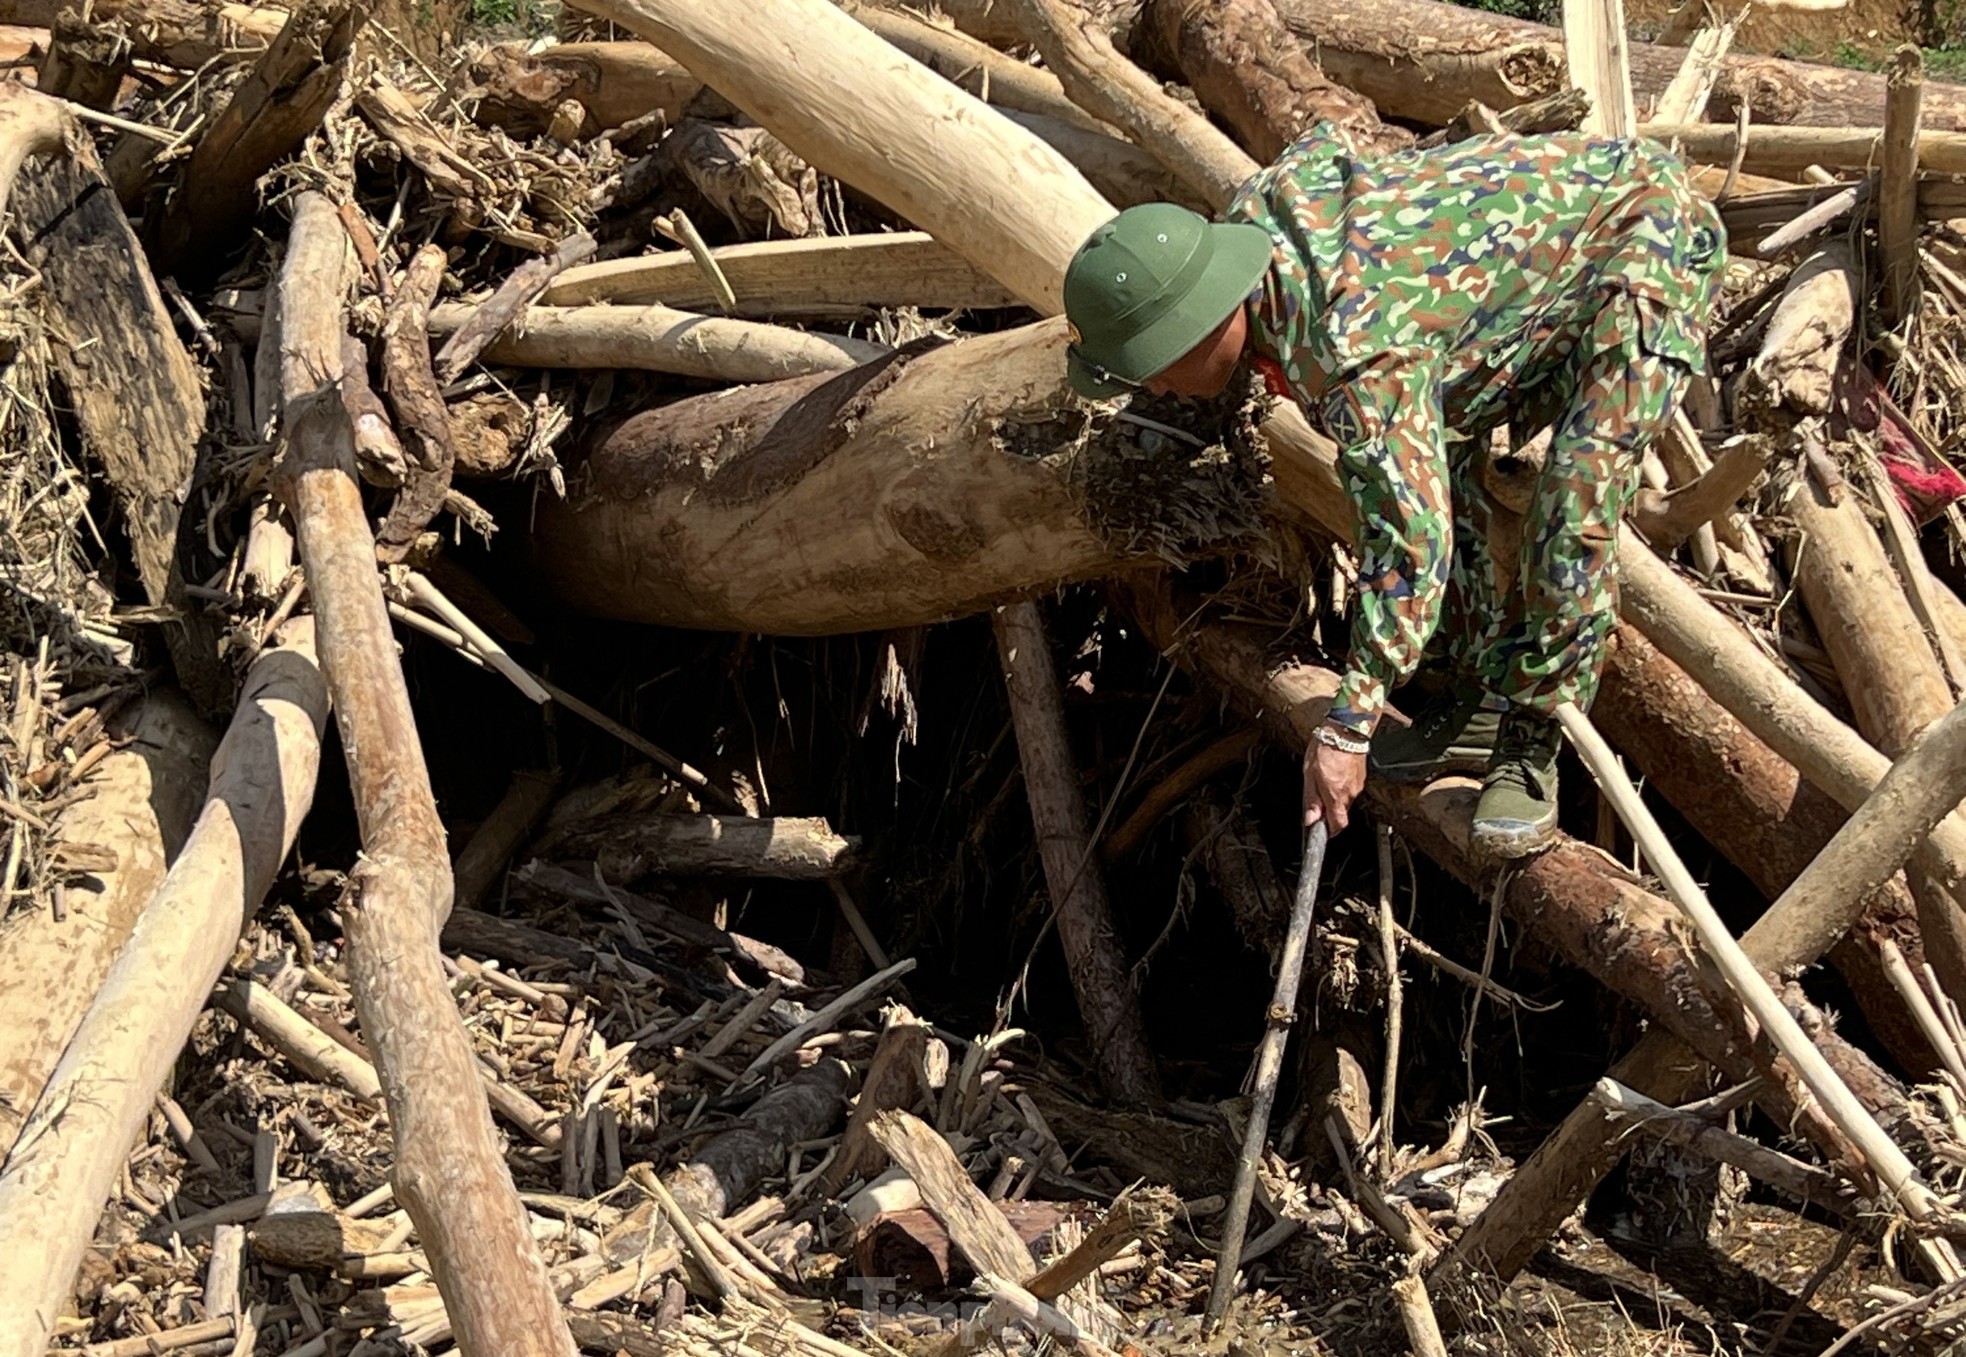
left=996, top=600, right=1162, bottom=1108
left=1146, top=0, right=1409, bottom=161
left=273, top=192, right=575, bottom=1357
left=598, top=1060, right=852, bottom=1264
left=0, top=624, right=328, bottom=1357
left=549, top=812, right=855, bottom=881
left=532, top=320, right=1263, bottom=634
left=1269, top=0, right=1966, bottom=130
left=148, top=0, right=360, bottom=281
left=0, top=694, right=215, bottom=1159
left=15, top=133, right=228, bottom=711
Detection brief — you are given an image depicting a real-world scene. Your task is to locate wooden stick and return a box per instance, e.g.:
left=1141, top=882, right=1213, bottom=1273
left=539, top=232, right=1018, bottom=312
left=1880, top=46, right=1925, bottom=325
left=274, top=192, right=575, bottom=1357
left=1103, top=727, right=1261, bottom=862
left=1863, top=454, right=1966, bottom=692
left=1630, top=436, right=1772, bottom=549
left=374, top=246, right=456, bottom=560
left=433, top=231, right=597, bottom=384
left=77, top=1317, right=238, bottom=1357
left=996, top=601, right=1160, bottom=1108
left=1206, top=822, right=1326, bottom=1328
left=214, top=979, right=383, bottom=1100
left=630, top=1166, right=737, bottom=1302
left=1878, top=938, right=1966, bottom=1089
left=736, top=958, right=917, bottom=1083
left=1590, top=1078, right=1852, bottom=1207
left=1025, top=1186, right=1173, bottom=1300
left=1392, top=1275, right=1449, bottom=1357
left=1652, top=14, right=1736, bottom=124
left=160, top=1093, right=224, bottom=1178
left=403, top=569, right=548, bottom=704
left=1556, top=700, right=1960, bottom=1279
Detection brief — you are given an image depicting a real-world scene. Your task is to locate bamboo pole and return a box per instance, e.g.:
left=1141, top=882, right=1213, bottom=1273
left=1556, top=700, right=1961, bottom=1280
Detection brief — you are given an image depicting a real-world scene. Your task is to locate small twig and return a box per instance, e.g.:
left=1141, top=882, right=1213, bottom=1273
left=402, top=569, right=549, bottom=704
left=655, top=209, right=737, bottom=314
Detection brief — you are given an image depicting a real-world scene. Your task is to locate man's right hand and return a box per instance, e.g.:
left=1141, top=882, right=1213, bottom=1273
left=1303, top=730, right=1368, bottom=833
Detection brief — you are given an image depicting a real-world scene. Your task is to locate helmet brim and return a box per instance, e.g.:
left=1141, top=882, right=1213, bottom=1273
left=1066, top=222, right=1274, bottom=400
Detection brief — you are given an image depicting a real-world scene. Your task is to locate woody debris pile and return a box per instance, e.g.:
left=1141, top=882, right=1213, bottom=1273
left=9, top=0, right=1966, bottom=1352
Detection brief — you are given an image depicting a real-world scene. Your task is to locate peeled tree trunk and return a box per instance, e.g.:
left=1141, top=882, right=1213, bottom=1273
left=564, top=0, right=1113, bottom=316
left=1269, top=0, right=1966, bottom=130
left=532, top=323, right=1271, bottom=634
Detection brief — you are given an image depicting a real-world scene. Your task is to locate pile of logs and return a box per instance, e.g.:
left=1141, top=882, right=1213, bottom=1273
left=10, top=0, right=1966, bottom=1350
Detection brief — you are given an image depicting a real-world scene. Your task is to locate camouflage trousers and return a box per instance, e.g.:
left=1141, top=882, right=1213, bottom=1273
left=1437, top=290, right=1691, bottom=715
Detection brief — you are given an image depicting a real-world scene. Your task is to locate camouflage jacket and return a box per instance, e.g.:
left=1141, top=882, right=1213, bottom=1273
left=1226, top=124, right=1724, bottom=736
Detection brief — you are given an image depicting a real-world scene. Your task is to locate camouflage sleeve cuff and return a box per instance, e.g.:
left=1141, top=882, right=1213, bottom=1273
left=1327, top=669, right=1388, bottom=740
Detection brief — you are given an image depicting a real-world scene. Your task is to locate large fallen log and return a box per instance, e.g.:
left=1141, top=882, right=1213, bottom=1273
left=424, top=302, right=889, bottom=379
left=15, top=119, right=227, bottom=711
left=0, top=693, right=215, bottom=1159
left=1269, top=0, right=1966, bottom=129
left=531, top=320, right=1269, bottom=633
left=539, top=234, right=1020, bottom=312
left=558, top=0, right=1113, bottom=314
left=275, top=191, right=574, bottom=1357
left=0, top=0, right=286, bottom=65
left=0, top=623, right=328, bottom=1357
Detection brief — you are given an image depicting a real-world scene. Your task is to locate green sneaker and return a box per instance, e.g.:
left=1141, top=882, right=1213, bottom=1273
left=1471, top=710, right=1561, bottom=859
left=1369, top=689, right=1507, bottom=784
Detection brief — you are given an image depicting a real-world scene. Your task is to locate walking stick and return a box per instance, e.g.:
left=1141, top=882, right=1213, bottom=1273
left=1204, top=819, right=1329, bottom=1328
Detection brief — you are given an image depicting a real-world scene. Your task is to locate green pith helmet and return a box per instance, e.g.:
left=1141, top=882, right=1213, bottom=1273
left=1062, top=202, right=1274, bottom=398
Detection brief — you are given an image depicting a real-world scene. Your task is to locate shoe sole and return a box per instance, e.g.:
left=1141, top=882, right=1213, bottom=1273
left=1470, top=812, right=1559, bottom=859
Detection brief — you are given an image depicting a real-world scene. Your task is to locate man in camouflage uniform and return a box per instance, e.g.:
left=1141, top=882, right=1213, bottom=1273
left=1062, top=125, right=1723, bottom=857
